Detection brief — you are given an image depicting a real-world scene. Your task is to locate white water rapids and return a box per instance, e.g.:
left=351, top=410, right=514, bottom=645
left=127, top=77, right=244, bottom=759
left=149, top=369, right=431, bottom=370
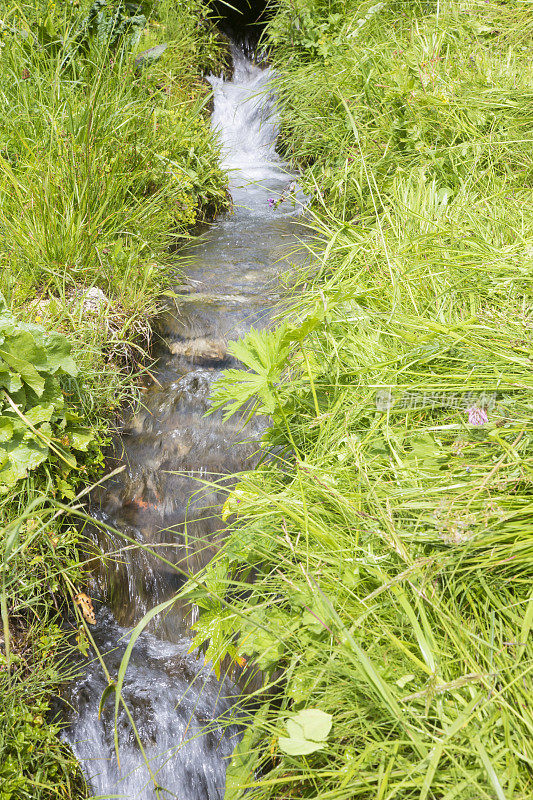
left=62, top=48, right=303, bottom=800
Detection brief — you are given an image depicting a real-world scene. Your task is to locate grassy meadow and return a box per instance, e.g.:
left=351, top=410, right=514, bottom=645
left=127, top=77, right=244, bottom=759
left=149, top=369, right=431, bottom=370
left=187, top=2, right=533, bottom=798
left=0, top=0, right=229, bottom=415
left=0, top=1, right=229, bottom=796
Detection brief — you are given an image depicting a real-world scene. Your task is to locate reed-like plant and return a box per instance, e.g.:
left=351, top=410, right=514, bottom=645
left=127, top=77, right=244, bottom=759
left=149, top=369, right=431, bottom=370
left=0, top=0, right=229, bottom=413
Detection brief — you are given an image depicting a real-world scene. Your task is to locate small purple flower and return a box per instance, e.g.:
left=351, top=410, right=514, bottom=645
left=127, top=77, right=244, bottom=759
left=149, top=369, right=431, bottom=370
left=268, top=198, right=276, bottom=208
left=467, top=406, right=489, bottom=426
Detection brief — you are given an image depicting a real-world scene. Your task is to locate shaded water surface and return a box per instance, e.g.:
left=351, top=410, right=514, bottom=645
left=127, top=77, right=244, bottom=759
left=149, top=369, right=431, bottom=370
left=64, top=48, right=304, bottom=799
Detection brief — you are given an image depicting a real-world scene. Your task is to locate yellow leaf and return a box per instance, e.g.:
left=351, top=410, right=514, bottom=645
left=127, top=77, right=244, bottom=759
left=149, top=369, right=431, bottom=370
left=74, top=592, right=96, bottom=625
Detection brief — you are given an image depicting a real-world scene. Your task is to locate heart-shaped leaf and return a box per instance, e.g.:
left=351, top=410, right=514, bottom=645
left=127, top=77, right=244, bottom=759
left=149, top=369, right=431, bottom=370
left=290, top=709, right=333, bottom=742
left=278, top=736, right=324, bottom=756
left=279, top=708, right=332, bottom=756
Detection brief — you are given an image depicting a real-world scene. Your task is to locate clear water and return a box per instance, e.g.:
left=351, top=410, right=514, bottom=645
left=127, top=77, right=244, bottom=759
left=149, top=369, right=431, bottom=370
left=63, top=48, right=304, bottom=799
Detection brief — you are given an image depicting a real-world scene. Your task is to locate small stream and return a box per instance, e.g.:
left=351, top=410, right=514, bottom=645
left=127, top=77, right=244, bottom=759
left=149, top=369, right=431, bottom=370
left=63, top=47, right=304, bottom=799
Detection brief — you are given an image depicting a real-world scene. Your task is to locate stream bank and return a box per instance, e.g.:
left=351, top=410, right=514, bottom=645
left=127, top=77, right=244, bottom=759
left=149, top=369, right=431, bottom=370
left=186, top=2, right=533, bottom=798
left=7, top=2, right=532, bottom=799
left=0, top=2, right=234, bottom=797
left=61, top=35, right=308, bottom=800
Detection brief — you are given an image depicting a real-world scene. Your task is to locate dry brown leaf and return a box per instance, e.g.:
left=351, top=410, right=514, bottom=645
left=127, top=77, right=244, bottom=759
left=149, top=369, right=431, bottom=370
left=74, top=592, right=96, bottom=625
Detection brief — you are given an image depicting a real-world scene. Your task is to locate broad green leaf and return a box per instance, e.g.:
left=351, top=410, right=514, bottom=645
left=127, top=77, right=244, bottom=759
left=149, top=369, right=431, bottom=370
left=24, top=403, right=55, bottom=426
left=289, top=709, right=333, bottom=742
left=278, top=736, right=324, bottom=756
left=0, top=437, right=49, bottom=491
left=0, top=360, right=23, bottom=394
left=279, top=708, right=332, bottom=756
left=0, top=416, right=13, bottom=443
left=39, top=330, right=78, bottom=377
left=67, top=428, right=94, bottom=451
left=0, top=344, right=45, bottom=396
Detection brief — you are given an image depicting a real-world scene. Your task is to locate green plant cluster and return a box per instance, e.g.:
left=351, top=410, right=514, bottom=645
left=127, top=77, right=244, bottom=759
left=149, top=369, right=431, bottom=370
left=270, top=0, right=532, bottom=220
left=0, top=295, right=95, bottom=494
left=0, top=697, right=82, bottom=800
left=0, top=1, right=230, bottom=797
left=185, top=2, right=533, bottom=798
left=0, top=295, right=99, bottom=799
left=33, top=0, right=148, bottom=61
left=1, top=501, right=89, bottom=800
left=0, top=0, right=229, bottom=408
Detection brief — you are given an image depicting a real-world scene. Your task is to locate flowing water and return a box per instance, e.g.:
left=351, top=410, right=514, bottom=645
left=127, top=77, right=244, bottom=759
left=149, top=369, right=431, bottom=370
left=63, top=48, right=304, bottom=799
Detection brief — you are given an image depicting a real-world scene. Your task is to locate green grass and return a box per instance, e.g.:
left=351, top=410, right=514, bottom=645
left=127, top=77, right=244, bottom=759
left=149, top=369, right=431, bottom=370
left=0, top=0, right=229, bottom=412
left=0, top=498, right=89, bottom=800
left=183, top=2, right=533, bottom=798
left=0, top=1, right=230, bottom=797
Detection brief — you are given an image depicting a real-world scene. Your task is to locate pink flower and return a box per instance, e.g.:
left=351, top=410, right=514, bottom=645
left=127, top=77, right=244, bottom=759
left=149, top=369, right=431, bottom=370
left=467, top=406, right=488, bottom=426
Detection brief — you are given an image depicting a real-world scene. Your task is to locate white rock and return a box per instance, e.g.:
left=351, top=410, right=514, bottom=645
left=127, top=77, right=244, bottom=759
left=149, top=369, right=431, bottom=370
left=82, top=287, right=109, bottom=314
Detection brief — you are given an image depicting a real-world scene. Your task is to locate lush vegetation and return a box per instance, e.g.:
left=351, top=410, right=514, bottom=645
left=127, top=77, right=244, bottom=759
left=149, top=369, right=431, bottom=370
left=0, top=1, right=229, bottom=796
left=188, top=1, right=533, bottom=798
left=0, top=0, right=229, bottom=413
